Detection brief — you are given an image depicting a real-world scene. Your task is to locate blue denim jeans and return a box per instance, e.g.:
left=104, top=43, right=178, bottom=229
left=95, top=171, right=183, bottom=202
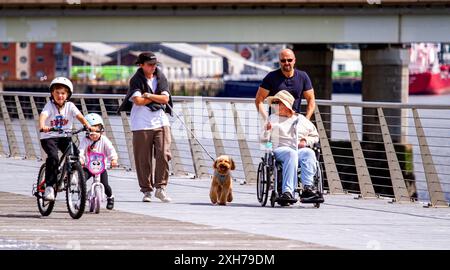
left=274, top=147, right=317, bottom=195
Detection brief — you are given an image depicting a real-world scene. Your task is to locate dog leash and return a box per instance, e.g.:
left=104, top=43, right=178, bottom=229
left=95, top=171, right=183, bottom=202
left=166, top=103, right=216, bottom=162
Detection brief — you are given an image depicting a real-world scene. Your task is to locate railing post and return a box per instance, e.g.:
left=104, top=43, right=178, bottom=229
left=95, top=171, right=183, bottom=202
left=0, top=113, right=4, bottom=156
left=30, top=96, right=46, bottom=160
left=412, top=108, right=448, bottom=207
left=206, top=101, right=226, bottom=156
left=80, top=98, right=88, bottom=115
left=344, top=105, right=376, bottom=198
left=181, top=101, right=209, bottom=178
left=118, top=99, right=135, bottom=171
left=99, top=98, right=118, bottom=153
left=377, top=107, right=411, bottom=203
left=14, top=96, right=36, bottom=159
left=314, top=105, right=344, bottom=194
left=0, top=84, right=2, bottom=156
left=169, top=130, right=185, bottom=176
left=0, top=95, right=20, bottom=157
left=231, top=103, right=256, bottom=184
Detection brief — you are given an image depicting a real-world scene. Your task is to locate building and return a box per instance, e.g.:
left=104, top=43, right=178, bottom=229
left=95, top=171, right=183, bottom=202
left=106, top=50, right=191, bottom=80
left=207, top=45, right=272, bottom=78
left=111, top=43, right=222, bottom=78
left=0, top=42, right=71, bottom=81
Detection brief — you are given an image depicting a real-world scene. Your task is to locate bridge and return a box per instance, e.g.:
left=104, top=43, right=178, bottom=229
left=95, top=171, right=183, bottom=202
left=0, top=91, right=449, bottom=250
left=0, top=0, right=449, bottom=43
left=1, top=0, right=449, bottom=136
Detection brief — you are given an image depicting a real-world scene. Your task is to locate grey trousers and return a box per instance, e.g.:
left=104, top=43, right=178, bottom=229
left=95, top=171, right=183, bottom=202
left=132, top=126, right=172, bottom=193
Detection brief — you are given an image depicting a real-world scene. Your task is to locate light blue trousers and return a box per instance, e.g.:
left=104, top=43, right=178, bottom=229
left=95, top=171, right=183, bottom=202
left=273, top=146, right=317, bottom=194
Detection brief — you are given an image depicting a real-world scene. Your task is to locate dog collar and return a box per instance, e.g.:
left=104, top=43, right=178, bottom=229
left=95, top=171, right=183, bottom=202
left=214, top=171, right=228, bottom=183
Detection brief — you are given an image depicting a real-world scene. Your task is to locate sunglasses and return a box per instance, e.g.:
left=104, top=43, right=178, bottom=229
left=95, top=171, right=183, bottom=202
left=280, top=59, right=294, bottom=63
left=271, top=100, right=280, bottom=105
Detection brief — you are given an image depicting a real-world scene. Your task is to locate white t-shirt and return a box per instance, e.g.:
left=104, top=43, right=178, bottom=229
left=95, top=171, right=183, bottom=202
left=260, top=114, right=319, bottom=149
left=39, top=101, right=81, bottom=140
left=78, top=135, right=118, bottom=167
left=129, top=77, right=170, bottom=131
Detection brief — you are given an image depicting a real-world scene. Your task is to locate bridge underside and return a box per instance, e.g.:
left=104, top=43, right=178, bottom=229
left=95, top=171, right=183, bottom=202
left=0, top=5, right=449, bottom=43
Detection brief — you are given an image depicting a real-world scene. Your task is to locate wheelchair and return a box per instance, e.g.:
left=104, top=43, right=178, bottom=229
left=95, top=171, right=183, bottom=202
left=256, top=143, right=325, bottom=208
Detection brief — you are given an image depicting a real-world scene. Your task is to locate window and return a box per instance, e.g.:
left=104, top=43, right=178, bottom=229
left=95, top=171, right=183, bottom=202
left=36, top=56, right=44, bottom=63
left=36, top=43, right=44, bottom=49
left=1, top=71, right=9, bottom=79
left=36, top=70, right=45, bottom=79
left=54, top=43, right=62, bottom=54
left=2, top=56, right=9, bottom=63
left=20, top=56, right=27, bottom=63
left=338, top=64, right=346, bottom=72
left=20, top=71, right=28, bottom=79
left=20, top=42, right=27, bottom=48
left=2, top=43, right=9, bottom=49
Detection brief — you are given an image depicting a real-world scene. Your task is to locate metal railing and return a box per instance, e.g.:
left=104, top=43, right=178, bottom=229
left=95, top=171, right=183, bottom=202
left=0, top=91, right=449, bottom=207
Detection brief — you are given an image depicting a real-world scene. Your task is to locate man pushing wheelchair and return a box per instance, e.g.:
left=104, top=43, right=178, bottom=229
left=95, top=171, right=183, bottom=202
left=260, top=90, right=324, bottom=207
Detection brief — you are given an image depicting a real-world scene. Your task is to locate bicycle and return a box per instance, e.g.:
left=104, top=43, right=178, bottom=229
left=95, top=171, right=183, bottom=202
left=32, top=126, right=87, bottom=219
left=86, top=149, right=106, bottom=214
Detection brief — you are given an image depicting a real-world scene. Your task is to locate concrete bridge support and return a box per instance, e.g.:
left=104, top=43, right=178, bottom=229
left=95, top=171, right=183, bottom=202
left=361, top=45, right=409, bottom=144
left=360, top=45, right=415, bottom=198
left=293, top=44, right=333, bottom=137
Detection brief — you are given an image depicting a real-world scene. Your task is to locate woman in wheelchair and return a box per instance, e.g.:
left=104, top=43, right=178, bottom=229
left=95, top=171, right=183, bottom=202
left=260, top=90, right=320, bottom=205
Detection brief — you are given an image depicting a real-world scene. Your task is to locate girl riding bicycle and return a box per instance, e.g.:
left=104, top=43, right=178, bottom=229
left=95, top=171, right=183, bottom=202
left=39, top=77, right=93, bottom=201
left=79, top=113, right=118, bottom=210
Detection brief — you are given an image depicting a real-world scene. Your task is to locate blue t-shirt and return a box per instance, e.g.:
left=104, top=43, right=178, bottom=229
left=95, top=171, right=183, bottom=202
left=260, top=68, right=313, bottom=113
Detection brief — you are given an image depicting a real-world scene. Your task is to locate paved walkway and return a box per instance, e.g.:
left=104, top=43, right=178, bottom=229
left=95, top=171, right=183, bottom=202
left=1, top=157, right=449, bottom=250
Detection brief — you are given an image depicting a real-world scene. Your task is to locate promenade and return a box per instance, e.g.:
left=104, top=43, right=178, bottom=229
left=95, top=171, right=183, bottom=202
left=1, top=157, right=449, bottom=250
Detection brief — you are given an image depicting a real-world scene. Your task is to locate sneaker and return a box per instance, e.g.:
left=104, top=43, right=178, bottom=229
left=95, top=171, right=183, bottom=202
left=280, top=191, right=293, bottom=200
left=106, top=196, right=114, bottom=210
left=155, top=188, right=172, bottom=203
left=301, top=185, right=318, bottom=199
left=142, top=192, right=152, bottom=202
left=278, top=192, right=297, bottom=205
left=43, top=186, right=55, bottom=201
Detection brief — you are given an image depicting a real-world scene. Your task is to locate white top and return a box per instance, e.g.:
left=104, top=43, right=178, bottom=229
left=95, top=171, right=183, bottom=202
left=129, top=77, right=170, bottom=131
left=39, top=101, right=82, bottom=140
left=78, top=135, right=118, bottom=167
left=260, top=113, right=319, bottom=149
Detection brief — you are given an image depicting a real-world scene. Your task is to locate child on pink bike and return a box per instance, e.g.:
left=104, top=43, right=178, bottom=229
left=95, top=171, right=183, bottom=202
left=79, top=113, right=118, bottom=210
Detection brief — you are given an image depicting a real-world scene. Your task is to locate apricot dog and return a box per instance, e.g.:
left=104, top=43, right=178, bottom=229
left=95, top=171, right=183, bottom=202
left=210, top=155, right=235, bottom=205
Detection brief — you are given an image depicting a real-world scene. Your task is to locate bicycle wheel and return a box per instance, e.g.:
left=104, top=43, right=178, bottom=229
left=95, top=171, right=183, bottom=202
left=66, top=162, right=86, bottom=219
left=94, top=186, right=102, bottom=214
left=35, top=164, right=55, bottom=216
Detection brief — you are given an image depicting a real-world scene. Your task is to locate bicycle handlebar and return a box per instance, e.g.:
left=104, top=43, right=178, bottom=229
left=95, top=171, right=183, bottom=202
left=40, top=126, right=88, bottom=135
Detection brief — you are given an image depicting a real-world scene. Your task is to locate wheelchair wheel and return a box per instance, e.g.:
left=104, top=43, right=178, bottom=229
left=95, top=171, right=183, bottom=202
left=315, top=161, right=324, bottom=195
left=270, top=190, right=276, bottom=207
left=256, top=162, right=270, bottom=206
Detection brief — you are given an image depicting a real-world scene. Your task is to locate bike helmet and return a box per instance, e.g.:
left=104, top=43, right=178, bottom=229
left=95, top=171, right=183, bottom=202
left=85, top=113, right=104, bottom=130
left=49, top=77, right=73, bottom=99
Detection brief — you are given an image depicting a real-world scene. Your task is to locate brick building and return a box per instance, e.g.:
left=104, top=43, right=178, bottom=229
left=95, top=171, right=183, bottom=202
left=0, top=42, right=71, bottom=81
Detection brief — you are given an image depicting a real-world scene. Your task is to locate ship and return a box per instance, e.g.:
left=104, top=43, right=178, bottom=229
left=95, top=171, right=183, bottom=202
left=408, top=43, right=450, bottom=95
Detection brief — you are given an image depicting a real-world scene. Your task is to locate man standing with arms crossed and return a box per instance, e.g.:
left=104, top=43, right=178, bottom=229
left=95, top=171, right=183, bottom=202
left=255, top=48, right=316, bottom=122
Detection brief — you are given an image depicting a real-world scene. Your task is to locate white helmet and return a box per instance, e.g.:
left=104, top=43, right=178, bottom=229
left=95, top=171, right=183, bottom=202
left=85, top=113, right=104, bottom=128
left=49, top=77, right=73, bottom=98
